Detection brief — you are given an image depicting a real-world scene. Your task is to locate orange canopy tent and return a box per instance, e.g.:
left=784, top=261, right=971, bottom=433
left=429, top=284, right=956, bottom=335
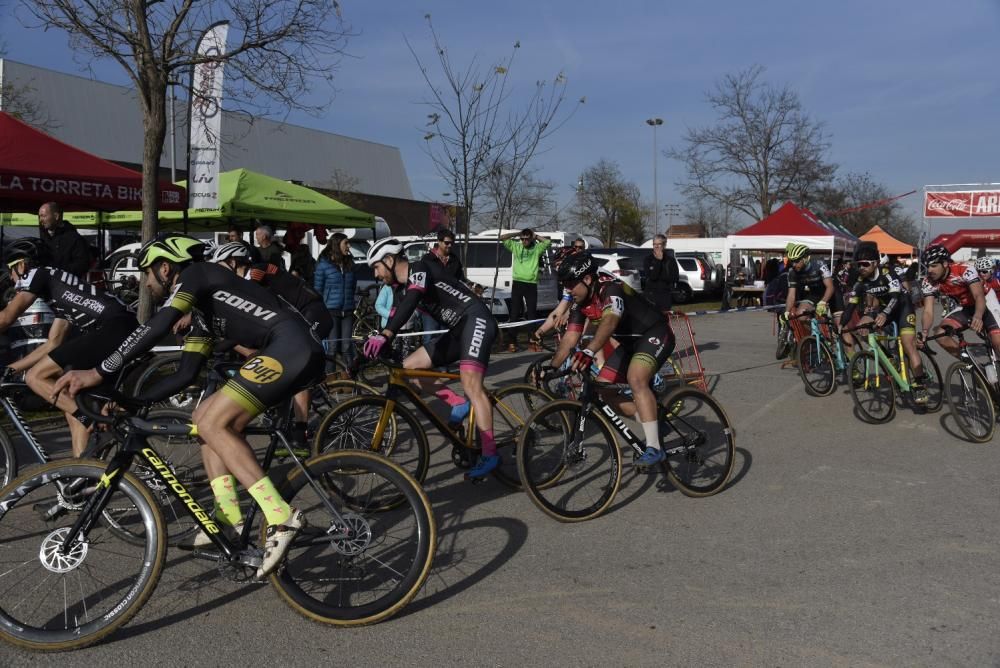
left=859, top=224, right=914, bottom=256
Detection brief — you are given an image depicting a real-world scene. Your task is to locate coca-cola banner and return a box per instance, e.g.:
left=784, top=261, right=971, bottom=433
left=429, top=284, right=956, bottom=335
left=925, top=191, right=1000, bottom=217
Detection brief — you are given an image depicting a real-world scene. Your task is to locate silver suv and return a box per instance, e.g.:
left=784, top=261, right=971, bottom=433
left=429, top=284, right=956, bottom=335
left=673, top=252, right=724, bottom=303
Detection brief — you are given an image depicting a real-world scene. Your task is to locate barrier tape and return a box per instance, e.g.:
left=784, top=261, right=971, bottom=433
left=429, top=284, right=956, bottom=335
left=676, top=304, right=782, bottom=318
left=321, top=317, right=547, bottom=345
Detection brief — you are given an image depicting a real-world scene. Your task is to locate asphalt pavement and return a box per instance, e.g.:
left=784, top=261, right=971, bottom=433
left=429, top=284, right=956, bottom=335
left=3, top=310, right=998, bottom=666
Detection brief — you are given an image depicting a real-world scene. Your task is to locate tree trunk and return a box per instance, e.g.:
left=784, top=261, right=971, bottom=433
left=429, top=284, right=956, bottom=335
left=138, top=83, right=168, bottom=322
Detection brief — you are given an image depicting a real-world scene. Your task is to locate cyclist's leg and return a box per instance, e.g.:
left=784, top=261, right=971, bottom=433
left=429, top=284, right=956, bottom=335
left=26, top=355, right=91, bottom=456
left=897, top=302, right=923, bottom=377
left=937, top=310, right=969, bottom=358
left=982, top=309, right=1000, bottom=358
left=627, top=323, right=675, bottom=464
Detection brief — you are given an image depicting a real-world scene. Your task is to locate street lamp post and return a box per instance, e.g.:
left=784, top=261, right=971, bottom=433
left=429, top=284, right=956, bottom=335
left=645, top=118, right=664, bottom=235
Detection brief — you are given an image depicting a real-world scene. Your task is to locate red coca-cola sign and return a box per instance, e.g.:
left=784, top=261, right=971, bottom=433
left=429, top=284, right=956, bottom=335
left=925, top=190, right=1000, bottom=217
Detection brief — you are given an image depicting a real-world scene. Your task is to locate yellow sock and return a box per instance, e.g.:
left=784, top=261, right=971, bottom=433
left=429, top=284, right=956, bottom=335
left=210, top=475, right=243, bottom=527
left=248, top=475, right=291, bottom=526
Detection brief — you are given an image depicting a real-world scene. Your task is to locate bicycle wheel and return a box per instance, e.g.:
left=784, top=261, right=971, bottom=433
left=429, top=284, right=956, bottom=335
left=516, top=400, right=622, bottom=522
left=0, top=460, right=166, bottom=651
left=489, top=384, right=554, bottom=488
left=775, top=322, right=793, bottom=360
left=906, top=349, right=944, bottom=413
left=0, top=425, right=16, bottom=489
left=848, top=352, right=896, bottom=423
left=312, top=396, right=429, bottom=484
left=271, top=451, right=435, bottom=626
left=944, top=362, right=995, bottom=443
left=796, top=336, right=836, bottom=397
left=657, top=387, right=735, bottom=496
left=131, top=353, right=204, bottom=411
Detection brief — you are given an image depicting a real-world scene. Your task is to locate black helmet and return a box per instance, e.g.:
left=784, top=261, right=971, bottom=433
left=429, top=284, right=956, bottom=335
left=5, top=238, right=45, bottom=268
left=557, top=252, right=597, bottom=283
left=854, top=244, right=879, bottom=263
left=922, top=244, right=951, bottom=266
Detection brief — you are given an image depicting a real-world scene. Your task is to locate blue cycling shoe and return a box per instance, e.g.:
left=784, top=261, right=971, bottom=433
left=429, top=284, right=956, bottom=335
left=466, top=454, right=501, bottom=480
left=635, top=446, right=665, bottom=467
left=449, top=400, right=471, bottom=424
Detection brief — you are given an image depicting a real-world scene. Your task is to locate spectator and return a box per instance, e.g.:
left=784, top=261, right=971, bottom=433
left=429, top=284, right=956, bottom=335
left=500, top=227, right=552, bottom=352
left=314, top=232, right=357, bottom=372
left=289, top=244, right=316, bottom=283
left=420, top=228, right=465, bottom=346
left=572, top=238, right=587, bottom=251
left=254, top=224, right=285, bottom=269
left=643, top=233, right=678, bottom=314
left=374, top=283, right=394, bottom=328
left=229, top=224, right=261, bottom=262
left=37, top=201, right=90, bottom=278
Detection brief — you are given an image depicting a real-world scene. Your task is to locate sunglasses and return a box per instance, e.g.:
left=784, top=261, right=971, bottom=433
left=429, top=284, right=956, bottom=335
left=572, top=245, right=585, bottom=250
left=561, top=279, right=581, bottom=290
left=857, top=260, right=875, bottom=268
left=979, top=269, right=992, bottom=274
left=441, top=240, right=454, bottom=246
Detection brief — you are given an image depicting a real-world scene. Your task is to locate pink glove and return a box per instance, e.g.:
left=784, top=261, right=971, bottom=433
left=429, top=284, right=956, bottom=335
left=363, top=334, right=388, bottom=359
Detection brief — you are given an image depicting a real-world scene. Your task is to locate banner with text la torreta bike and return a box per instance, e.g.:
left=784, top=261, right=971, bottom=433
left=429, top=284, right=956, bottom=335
left=187, top=21, right=229, bottom=210
left=924, top=190, right=1000, bottom=217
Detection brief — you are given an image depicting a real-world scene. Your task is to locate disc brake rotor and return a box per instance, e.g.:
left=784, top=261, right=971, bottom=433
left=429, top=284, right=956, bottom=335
left=39, top=527, right=88, bottom=573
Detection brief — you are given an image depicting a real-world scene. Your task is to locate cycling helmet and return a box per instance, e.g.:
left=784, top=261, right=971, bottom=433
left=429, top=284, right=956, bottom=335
left=4, top=238, right=45, bottom=268
left=921, top=244, right=951, bottom=266
left=138, top=234, right=205, bottom=269
left=552, top=245, right=581, bottom=268
left=366, top=238, right=403, bottom=267
left=207, top=240, right=252, bottom=264
left=974, top=256, right=994, bottom=272
left=879, top=254, right=889, bottom=266
left=854, top=245, right=879, bottom=263
left=786, top=243, right=810, bottom=262
left=557, top=252, right=598, bottom=283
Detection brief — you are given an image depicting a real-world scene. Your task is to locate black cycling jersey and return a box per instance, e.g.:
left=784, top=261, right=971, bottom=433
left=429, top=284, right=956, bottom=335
left=99, top=262, right=301, bottom=377
left=384, top=258, right=485, bottom=334
left=787, top=259, right=832, bottom=302
left=567, top=274, right=665, bottom=338
left=841, top=272, right=904, bottom=325
left=247, top=262, right=322, bottom=313
left=15, top=266, right=130, bottom=329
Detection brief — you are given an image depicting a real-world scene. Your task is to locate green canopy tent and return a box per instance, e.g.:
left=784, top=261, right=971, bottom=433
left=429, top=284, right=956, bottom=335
left=0, top=168, right=374, bottom=230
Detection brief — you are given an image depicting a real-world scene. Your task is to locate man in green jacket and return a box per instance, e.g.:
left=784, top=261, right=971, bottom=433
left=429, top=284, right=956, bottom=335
left=501, top=228, right=552, bottom=351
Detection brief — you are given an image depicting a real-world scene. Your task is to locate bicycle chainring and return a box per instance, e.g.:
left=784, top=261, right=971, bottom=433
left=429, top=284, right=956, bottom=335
left=217, top=546, right=263, bottom=583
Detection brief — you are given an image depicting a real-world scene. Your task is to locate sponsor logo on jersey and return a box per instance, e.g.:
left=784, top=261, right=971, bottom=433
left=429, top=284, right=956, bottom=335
left=648, top=337, right=661, bottom=346
left=59, top=289, right=106, bottom=313
left=212, top=290, right=278, bottom=321
left=468, top=317, right=488, bottom=358
left=435, top=280, right=471, bottom=303
left=239, top=356, right=284, bottom=384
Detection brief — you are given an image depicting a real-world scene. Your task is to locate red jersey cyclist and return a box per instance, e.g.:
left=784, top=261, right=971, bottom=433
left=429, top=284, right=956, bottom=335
left=550, top=253, right=675, bottom=467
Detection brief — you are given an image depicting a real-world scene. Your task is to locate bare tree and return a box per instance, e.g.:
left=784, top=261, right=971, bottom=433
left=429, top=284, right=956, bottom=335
left=572, top=159, right=647, bottom=246
left=0, top=37, right=58, bottom=131
left=408, top=14, right=582, bottom=263
left=325, top=167, right=363, bottom=209
left=478, top=165, right=556, bottom=231
left=812, top=172, right=919, bottom=243
left=19, top=0, right=353, bottom=315
left=681, top=199, right=742, bottom=237
left=669, top=65, right=836, bottom=221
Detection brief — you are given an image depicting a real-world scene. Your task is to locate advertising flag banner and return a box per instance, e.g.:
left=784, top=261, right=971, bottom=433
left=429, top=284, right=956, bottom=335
left=925, top=191, right=1000, bottom=217
left=188, top=22, right=229, bottom=209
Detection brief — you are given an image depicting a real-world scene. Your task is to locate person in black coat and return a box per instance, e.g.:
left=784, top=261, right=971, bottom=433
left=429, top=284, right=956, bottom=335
left=38, top=201, right=91, bottom=278
left=643, top=234, right=678, bottom=313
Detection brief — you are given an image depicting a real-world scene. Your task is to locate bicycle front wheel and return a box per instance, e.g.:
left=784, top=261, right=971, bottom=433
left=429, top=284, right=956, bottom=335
left=516, top=400, right=622, bottom=522
left=489, top=384, right=554, bottom=488
left=849, top=352, right=896, bottom=423
left=658, top=387, right=735, bottom=496
left=0, top=460, right=166, bottom=651
left=944, top=362, right=995, bottom=443
left=0, top=426, right=16, bottom=489
left=796, top=336, right=836, bottom=397
left=271, top=451, right=436, bottom=626
left=775, top=323, right=793, bottom=360
left=909, top=349, right=944, bottom=413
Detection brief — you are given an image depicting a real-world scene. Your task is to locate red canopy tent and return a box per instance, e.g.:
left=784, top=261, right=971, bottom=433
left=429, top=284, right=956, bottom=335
left=0, top=111, right=185, bottom=212
left=730, top=201, right=858, bottom=255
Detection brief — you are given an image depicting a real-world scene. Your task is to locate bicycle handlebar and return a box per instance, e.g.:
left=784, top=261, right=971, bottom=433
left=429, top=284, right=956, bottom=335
left=74, top=389, right=148, bottom=426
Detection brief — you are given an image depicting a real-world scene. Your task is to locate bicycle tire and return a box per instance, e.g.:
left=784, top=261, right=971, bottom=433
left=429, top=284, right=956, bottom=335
left=271, top=451, right=436, bottom=626
left=0, top=459, right=166, bottom=651
left=312, top=395, right=429, bottom=485
left=848, top=352, right=896, bottom=423
left=0, top=425, right=16, bottom=489
left=775, top=323, right=793, bottom=360
left=320, top=378, right=378, bottom=401
left=516, top=399, right=622, bottom=522
left=796, top=336, right=836, bottom=397
left=489, top=384, right=554, bottom=488
left=944, top=361, right=996, bottom=443
left=131, top=353, right=204, bottom=411
left=657, top=386, right=736, bottom=496
left=907, top=349, right=943, bottom=413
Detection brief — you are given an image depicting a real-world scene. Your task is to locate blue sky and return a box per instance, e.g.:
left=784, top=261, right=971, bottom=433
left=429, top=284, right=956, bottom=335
left=3, top=1, right=999, bottom=231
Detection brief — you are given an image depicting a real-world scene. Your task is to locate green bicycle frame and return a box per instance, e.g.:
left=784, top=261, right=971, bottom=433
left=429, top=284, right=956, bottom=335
left=860, top=324, right=911, bottom=391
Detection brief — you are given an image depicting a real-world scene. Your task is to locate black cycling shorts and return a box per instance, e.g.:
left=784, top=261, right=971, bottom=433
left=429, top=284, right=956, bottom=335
left=859, top=300, right=917, bottom=336
left=597, top=321, right=675, bottom=384
left=49, top=314, right=140, bottom=372
left=424, top=308, right=498, bottom=374
left=220, top=320, right=325, bottom=417
left=941, top=305, right=1000, bottom=335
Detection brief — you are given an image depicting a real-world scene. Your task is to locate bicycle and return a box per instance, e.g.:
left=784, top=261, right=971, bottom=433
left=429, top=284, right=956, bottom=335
left=515, top=368, right=736, bottom=522
left=311, top=360, right=553, bottom=487
left=795, top=313, right=854, bottom=397
left=0, top=387, right=436, bottom=651
left=937, top=325, right=1000, bottom=442
left=843, top=322, right=943, bottom=424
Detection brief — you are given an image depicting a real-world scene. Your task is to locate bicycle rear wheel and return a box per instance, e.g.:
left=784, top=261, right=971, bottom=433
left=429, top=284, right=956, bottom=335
left=271, top=451, right=435, bottom=626
left=0, top=460, right=165, bottom=651
left=0, top=426, right=16, bottom=489
left=849, top=352, right=896, bottom=423
left=657, top=387, right=735, bottom=496
left=796, top=336, right=836, bottom=397
left=489, top=384, right=554, bottom=488
left=775, top=322, right=793, bottom=360
left=908, top=349, right=943, bottom=413
left=944, top=362, right=995, bottom=443
left=516, top=400, right=622, bottom=522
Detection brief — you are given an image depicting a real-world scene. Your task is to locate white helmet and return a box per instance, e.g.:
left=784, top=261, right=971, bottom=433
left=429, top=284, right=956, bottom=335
left=207, top=241, right=252, bottom=264
left=974, top=256, right=994, bottom=273
left=879, top=254, right=889, bottom=266
left=366, top=238, right=403, bottom=267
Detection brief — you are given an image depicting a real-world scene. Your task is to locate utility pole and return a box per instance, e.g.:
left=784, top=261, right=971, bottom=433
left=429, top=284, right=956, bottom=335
left=645, top=118, right=664, bottom=234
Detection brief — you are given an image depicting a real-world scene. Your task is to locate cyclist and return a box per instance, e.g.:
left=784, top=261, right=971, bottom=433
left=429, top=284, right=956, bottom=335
left=919, top=244, right=1000, bottom=360
left=206, top=240, right=333, bottom=449
left=531, top=245, right=585, bottom=345
left=550, top=253, right=675, bottom=466
left=783, top=243, right=835, bottom=323
left=362, top=238, right=501, bottom=479
left=0, top=238, right=138, bottom=457
left=974, top=256, right=1000, bottom=295
left=840, top=245, right=929, bottom=403
left=53, top=234, right=325, bottom=578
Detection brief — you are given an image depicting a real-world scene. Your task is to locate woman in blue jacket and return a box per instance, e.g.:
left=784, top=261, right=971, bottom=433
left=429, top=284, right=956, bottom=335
left=314, top=232, right=357, bottom=371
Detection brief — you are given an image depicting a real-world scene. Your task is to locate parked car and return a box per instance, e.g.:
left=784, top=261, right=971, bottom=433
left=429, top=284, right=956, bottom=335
left=673, top=252, right=724, bottom=303
left=590, top=252, right=643, bottom=293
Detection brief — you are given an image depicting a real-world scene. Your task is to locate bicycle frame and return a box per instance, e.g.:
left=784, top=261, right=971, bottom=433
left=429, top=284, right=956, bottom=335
left=0, top=381, right=52, bottom=464
left=858, top=324, right=912, bottom=391
left=805, top=315, right=850, bottom=372
left=944, top=329, right=1000, bottom=403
